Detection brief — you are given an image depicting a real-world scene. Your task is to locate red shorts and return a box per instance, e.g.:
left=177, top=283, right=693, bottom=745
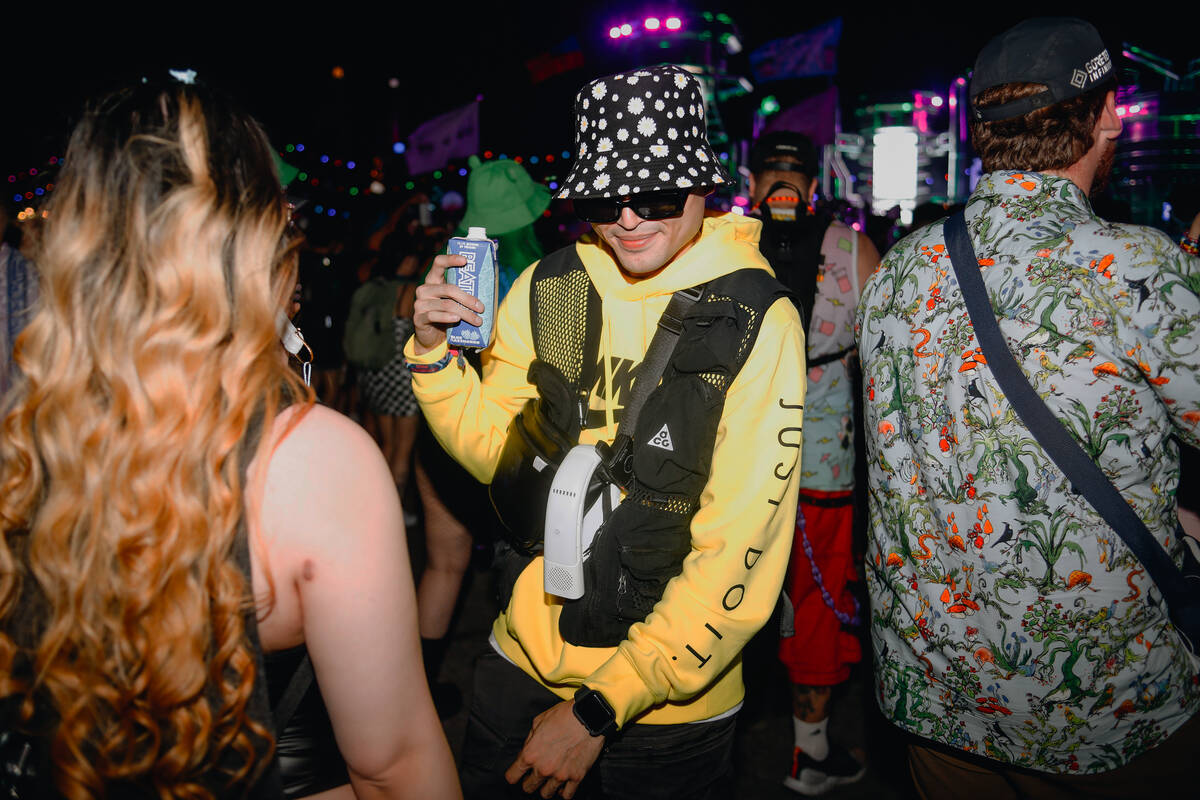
left=778, top=489, right=862, bottom=686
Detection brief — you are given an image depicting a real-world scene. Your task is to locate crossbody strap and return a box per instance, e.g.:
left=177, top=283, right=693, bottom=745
left=943, top=211, right=1192, bottom=608
left=605, top=284, right=706, bottom=482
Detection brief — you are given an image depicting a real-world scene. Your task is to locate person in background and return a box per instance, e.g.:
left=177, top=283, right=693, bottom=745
left=0, top=80, right=459, bottom=799
left=748, top=130, right=880, bottom=795
left=0, top=202, right=38, bottom=398
left=351, top=233, right=423, bottom=512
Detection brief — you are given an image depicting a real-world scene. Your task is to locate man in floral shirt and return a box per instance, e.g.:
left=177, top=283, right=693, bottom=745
left=856, top=17, right=1200, bottom=794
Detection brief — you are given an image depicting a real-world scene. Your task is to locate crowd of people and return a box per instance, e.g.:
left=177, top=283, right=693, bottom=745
left=2, top=14, right=1199, bottom=800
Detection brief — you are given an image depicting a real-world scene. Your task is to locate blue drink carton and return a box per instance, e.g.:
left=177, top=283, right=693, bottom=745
left=445, top=226, right=499, bottom=349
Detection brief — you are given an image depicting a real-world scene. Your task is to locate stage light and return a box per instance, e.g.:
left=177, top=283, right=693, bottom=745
left=484, top=150, right=494, bottom=159
left=873, top=126, right=919, bottom=214
left=562, top=150, right=571, bottom=159
left=931, top=96, right=944, bottom=107
left=759, top=95, right=780, bottom=116
left=314, top=205, right=324, bottom=214
left=393, top=142, right=406, bottom=154
left=347, top=161, right=356, bottom=169
left=370, top=180, right=386, bottom=194
left=530, top=156, right=539, bottom=163
left=459, top=168, right=469, bottom=176
left=610, top=26, right=621, bottom=38
left=733, top=195, right=748, bottom=207
left=1117, top=106, right=1127, bottom=117
left=296, top=144, right=305, bottom=152
left=665, top=16, right=681, bottom=30
left=549, top=181, right=558, bottom=190
left=327, top=208, right=337, bottom=217
left=298, top=172, right=308, bottom=181
left=621, top=23, right=632, bottom=35
left=1130, top=104, right=1142, bottom=114
left=320, top=155, right=330, bottom=163
left=331, top=66, right=344, bottom=79
left=645, top=17, right=660, bottom=31
left=349, top=187, right=359, bottom=196
left=731, top=206, right=745, bottom=216
left=285, top=144, right=294, bottom=152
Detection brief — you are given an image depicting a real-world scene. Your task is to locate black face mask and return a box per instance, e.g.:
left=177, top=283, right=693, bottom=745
left=755, top=180, right=806, bottom=220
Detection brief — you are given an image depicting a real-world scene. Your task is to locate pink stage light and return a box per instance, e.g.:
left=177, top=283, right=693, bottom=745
left=621, top=23, right=632, bottom=35
left=665, top=16, right=682, bottom=30
left=609, top=26, right=621, bottom=38
left=645, top=17, right=661, bottom=30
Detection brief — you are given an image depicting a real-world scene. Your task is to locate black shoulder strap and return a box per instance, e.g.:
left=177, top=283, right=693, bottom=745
left=234, top=525, right=287, bottom=799
left=943, top=211, right=1196, bottom=617
left=606, top=284, right=705, bottom=475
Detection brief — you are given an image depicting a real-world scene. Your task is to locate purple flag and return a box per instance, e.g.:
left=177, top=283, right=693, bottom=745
left=405, top=101, right=480, bottom=175
left=764, top=87, right=839, bottom=150
left=750, top=18, right=842, bottom=83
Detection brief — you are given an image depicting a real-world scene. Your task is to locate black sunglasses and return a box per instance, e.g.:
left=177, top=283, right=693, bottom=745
left=572, top=190, right=690, bottom=224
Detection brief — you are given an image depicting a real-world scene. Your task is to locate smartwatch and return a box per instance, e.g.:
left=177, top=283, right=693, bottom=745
left=572, top=686, right=617, bottom=738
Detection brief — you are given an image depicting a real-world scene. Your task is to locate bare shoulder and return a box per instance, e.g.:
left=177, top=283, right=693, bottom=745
left=259, top=404, right=399, bottom=553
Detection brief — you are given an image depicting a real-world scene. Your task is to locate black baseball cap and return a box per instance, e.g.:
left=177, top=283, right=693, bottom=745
left=749, top=131, right=818, bottom=177
left=970, top=17, right=1114, bottom=122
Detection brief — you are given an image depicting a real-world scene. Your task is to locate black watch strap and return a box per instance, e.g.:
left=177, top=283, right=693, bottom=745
left=573, top=687, right=617, bottom=737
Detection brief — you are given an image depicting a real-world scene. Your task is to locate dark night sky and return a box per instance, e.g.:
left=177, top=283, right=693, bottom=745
left=4, top=5, right=1195, bottom=193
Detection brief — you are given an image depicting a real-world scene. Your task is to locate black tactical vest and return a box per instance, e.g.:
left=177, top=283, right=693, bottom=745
left=489, top=243, right=791, bottom=648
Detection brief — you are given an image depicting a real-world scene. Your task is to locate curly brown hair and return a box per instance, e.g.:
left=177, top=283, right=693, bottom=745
left=969, top=80, right=1116, bottom=173
left=0, top=82, right=312, bottom=798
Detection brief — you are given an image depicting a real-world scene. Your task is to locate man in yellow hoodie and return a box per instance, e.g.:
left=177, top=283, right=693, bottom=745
left=405, top=64, right=806, bottom=799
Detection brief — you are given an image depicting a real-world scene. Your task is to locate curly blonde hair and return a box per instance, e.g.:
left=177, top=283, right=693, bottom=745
left=0, top=83, right=312, bottom=798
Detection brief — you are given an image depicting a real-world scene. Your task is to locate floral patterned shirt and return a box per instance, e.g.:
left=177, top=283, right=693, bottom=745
left=855, top=170, right=1200, bottom=773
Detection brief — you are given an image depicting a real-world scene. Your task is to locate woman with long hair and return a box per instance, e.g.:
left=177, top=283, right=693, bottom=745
left=0, top=82, right=459, bottom=799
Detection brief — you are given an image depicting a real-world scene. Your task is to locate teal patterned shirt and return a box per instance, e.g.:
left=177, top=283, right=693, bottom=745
left=856, top=170, right=1200, bottom=773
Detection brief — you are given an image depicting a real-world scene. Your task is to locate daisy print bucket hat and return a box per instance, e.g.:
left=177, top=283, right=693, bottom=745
left=558, top=63, right=732, bottom=199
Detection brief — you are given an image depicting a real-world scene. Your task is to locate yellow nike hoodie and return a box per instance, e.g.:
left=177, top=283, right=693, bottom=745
left=404, top=211, right=806, bottom=727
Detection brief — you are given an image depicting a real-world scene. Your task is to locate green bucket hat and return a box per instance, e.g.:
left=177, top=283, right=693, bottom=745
left=459, top=155, right=552, bottom=236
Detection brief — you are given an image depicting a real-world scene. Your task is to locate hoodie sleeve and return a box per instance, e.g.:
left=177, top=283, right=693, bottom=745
left=583, top=297, right=806, bottom=727
left=404, top=265, right=540, bottom=483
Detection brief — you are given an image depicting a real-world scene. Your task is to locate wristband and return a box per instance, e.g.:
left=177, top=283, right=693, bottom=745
left=406, top=350, right=456, bottom=373
left=1181, top=234, right=1199, bottom=257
